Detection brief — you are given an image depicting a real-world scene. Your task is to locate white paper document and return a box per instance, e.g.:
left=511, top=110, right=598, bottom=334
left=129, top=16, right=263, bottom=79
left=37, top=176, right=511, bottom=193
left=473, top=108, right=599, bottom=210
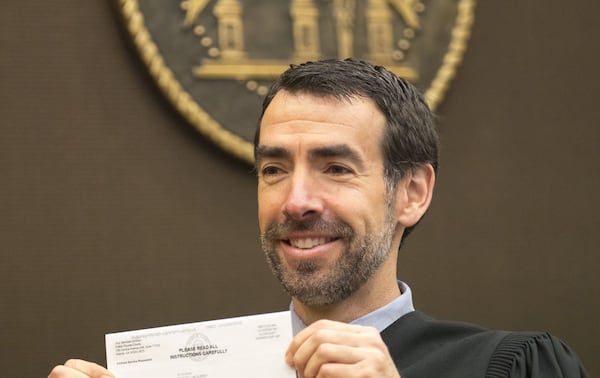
left=106, top=311, right=295, bottom=378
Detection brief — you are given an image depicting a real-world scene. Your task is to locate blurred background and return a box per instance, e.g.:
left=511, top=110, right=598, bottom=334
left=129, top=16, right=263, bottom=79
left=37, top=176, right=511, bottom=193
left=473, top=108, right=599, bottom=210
left=1, top=1, right=598, bottom=376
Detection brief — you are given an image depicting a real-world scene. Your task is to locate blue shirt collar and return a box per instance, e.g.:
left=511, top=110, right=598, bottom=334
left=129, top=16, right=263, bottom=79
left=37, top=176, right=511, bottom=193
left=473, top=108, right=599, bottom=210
left=290, top=280, right=414, bottom=335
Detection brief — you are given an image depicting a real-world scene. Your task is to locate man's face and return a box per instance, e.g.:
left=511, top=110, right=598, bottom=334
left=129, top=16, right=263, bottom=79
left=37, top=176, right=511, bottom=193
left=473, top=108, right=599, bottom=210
left=256, top=91, right=399, bottom=306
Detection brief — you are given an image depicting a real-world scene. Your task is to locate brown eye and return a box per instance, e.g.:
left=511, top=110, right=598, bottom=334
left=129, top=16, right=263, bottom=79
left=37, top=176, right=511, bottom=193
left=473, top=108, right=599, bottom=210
left=325, top=164, right=353, bottom=175
left=261, top=165, right=283, bottom=176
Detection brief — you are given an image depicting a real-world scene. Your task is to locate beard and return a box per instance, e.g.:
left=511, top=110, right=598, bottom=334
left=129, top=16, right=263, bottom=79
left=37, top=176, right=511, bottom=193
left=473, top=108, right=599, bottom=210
left=260, top=203, right=396, bottom=307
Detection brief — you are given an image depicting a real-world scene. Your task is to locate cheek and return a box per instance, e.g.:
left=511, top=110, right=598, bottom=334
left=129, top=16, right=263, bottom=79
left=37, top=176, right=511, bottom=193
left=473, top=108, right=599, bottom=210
left=336, top=195, right=388, bottom=231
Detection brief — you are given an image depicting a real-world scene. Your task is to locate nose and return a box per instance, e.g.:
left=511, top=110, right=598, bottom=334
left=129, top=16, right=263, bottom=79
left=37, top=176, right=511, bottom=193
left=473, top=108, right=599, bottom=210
left=283, top=170, right=323, bottom=221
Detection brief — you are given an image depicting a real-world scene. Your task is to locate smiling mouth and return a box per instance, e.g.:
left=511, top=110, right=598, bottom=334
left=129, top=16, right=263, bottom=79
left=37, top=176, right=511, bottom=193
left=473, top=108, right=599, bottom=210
left=286, top=237, right=337, bottom=249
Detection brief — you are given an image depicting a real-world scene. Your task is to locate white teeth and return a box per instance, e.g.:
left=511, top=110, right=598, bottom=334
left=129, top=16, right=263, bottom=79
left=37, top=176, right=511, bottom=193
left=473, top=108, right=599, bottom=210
left=290, top=238, right=329, bottom=249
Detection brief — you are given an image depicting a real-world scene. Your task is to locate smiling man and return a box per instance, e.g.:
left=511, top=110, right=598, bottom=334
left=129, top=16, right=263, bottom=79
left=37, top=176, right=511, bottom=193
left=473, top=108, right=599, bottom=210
left=255, top=85, right=424, bottom=378
left=48, top=59, right=587, bottom=378
left=253, top=59, right=587, bottom=378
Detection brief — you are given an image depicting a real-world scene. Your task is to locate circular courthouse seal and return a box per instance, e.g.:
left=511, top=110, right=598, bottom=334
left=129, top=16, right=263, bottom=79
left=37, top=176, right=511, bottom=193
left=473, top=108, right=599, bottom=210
left=118, top=0, right=476, bottom=163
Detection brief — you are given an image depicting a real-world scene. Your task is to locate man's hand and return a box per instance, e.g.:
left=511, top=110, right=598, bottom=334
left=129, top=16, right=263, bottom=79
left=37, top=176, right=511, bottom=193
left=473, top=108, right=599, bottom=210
left=48, top=359, right=114, bottom=378
left=286, top=320, right=401, bottom=378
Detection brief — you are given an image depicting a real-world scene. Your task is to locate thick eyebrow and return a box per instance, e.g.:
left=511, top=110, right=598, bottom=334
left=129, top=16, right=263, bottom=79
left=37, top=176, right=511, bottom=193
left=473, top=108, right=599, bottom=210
left=255, top=143, right=366, bottom=170
left=308, top=144, right=365, bottom=170
left=255, top=145, right=290, bottom=166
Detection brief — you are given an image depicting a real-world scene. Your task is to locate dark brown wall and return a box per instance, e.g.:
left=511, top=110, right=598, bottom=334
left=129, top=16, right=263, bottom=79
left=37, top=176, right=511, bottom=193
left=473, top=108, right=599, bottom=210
left=1, top=1, right=598, bottom=377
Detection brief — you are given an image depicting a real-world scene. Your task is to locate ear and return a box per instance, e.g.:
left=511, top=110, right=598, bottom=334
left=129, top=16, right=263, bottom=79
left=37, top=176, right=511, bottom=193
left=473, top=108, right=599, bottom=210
left=395, top=164, right=436, bottom=227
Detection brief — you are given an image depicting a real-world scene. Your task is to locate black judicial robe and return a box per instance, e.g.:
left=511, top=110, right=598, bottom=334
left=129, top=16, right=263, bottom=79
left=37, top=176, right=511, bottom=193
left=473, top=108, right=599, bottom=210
left=380, top=311, right=588, bottom=378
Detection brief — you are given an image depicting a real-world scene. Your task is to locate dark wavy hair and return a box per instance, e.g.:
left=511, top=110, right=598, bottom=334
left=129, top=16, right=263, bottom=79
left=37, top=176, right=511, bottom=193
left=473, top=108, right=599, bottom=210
left=254, top=58, right=439, bottom=242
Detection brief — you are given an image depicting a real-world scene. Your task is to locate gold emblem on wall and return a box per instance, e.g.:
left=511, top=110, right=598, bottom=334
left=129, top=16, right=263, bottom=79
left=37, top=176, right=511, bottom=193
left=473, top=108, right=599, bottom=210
left=117, top=0, right=476, bottom=163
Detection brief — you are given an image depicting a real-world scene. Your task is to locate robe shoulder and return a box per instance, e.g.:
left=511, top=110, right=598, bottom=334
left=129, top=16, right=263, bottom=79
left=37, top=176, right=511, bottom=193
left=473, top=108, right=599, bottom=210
left=380, top=311, right=588, bottom=378
left=487, top=331, right=589, bottom=378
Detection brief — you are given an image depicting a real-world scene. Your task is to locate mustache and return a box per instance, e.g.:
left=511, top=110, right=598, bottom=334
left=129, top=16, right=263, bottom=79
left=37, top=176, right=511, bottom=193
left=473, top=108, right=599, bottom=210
left=263, top=217, right=354, bottom=240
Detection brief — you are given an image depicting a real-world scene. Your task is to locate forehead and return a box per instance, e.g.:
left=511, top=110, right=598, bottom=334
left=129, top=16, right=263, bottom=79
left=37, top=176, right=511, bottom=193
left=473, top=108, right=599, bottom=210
left=259, top=91, right=386, bottom=149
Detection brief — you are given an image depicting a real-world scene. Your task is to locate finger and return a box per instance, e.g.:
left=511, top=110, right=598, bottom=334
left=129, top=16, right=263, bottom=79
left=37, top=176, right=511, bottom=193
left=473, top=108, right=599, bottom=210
left=64, top=359, right=114, bottom=377
left=291, top=327, right=381, bottom=373
left=306, top=347, right=399, bottom=378
left=287, top=320, right=371, bottom=364
left=309, top=361, right=383, bottom=378
left=48, top=364, right=90, bottom=378
left=48, top=364, right=112, bottom=378
left=302, top=344, right=370, bottom=377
